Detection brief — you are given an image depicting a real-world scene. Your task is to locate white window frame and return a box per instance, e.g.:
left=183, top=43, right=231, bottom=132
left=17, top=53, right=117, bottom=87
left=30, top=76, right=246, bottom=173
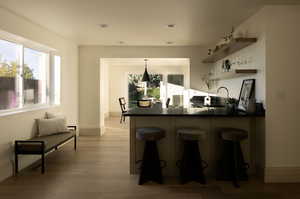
left=50, top=54, right=61, bottom=106
left=0, top=30, right=60, bottom=117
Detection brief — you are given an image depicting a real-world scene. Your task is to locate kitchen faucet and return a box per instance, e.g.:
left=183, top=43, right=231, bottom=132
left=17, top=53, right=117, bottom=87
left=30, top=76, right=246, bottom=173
left=217, top=86, right=230, bottom=99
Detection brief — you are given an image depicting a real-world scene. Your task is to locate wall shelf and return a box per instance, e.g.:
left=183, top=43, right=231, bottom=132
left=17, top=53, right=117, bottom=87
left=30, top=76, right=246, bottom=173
left=209, top=69, right=257, bottom=80
left=202, top=38, right=257, bottom=63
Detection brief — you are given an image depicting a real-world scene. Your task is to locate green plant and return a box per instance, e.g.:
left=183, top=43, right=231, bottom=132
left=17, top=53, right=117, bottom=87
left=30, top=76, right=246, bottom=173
left=0, top=60, right=34, bottom=79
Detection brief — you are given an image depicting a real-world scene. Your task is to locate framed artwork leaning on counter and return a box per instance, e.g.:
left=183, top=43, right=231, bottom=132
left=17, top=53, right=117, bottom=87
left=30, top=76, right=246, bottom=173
left=238, top=79, right=255, bottom=112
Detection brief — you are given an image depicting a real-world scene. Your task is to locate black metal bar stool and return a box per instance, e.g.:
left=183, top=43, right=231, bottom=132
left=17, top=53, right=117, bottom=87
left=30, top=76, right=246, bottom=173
left=177, top=128, right=208, bottom=184
left=216, top=128, right=249, bottom=188
left=136, top=127, right=166, bottom=185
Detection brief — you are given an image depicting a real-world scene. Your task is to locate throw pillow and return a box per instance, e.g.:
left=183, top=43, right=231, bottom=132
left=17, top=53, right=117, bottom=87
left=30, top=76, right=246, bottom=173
left=37, top=117, right=69, bottom=137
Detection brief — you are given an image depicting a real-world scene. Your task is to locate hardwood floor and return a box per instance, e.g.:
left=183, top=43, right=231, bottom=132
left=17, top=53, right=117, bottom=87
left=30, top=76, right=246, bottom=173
left=0, top=117, right=299, bottom=199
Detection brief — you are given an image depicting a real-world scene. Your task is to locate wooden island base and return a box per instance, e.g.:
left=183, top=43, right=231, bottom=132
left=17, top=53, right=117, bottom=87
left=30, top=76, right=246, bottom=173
left=129, top=116, right=265, bottom=177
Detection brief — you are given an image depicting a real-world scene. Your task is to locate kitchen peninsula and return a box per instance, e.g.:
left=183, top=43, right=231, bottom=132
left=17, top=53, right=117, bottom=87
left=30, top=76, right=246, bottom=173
left=124, top=105, right=265, bottom=177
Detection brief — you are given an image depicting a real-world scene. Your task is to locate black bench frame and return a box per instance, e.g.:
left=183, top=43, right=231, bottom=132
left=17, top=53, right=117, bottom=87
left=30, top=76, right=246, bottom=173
left=14, top=126, right=77, bottom=174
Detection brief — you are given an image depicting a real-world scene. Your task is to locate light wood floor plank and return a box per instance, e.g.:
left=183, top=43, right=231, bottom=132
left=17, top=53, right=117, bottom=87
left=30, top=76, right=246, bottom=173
left=0, top=117, right=298, bottom=199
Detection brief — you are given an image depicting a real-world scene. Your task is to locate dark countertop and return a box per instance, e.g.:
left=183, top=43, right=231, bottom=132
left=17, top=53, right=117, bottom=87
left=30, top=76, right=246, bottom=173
left=124, top=105, right=265, bottom=117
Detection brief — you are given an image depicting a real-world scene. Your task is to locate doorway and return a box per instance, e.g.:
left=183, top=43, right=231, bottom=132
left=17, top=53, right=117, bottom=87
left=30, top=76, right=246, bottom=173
left=99, top=58, right=190, bottom=133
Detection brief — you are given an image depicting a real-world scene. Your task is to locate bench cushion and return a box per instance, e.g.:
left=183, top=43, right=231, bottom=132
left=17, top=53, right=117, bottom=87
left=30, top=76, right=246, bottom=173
left=18, top=132, right=75, bottom=153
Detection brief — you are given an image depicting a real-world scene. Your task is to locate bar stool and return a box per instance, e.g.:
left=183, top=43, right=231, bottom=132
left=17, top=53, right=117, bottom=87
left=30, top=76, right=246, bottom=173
left=177, top=128, right=208, bottom=184
left=136, top=127, right=166, bottom=185
left=216, top=128, right=249, bottom=188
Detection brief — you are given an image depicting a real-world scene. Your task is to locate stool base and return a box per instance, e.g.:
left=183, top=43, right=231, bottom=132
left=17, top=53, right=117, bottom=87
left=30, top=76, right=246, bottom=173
left=138, top=141, right=163, bottom=185
left=216, top=140, right=249, bottom=188
left=178, top=140, right=207, bottom=184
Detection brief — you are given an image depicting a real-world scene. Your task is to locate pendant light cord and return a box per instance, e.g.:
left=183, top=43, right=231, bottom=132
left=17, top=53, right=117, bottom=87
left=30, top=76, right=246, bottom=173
left=144, top=59, right=148, bottom=70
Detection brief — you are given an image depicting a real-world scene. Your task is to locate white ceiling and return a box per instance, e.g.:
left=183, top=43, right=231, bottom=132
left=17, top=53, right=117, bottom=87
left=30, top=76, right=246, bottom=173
left=102, top=58, right=190, bottom=67
left=0, top=0, right=299, bottom=46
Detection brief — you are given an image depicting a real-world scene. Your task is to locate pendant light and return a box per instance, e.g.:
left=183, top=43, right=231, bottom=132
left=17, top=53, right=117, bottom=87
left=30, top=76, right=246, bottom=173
left=142, top=59, right=150, bottom=82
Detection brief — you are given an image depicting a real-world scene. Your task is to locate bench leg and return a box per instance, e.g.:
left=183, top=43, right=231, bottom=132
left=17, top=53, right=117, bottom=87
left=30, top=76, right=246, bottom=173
left=41, top=153, right=45, bottom=174
left=74, top=135, right=77, bottom=151
left=15, top=152, right=18, bottom=175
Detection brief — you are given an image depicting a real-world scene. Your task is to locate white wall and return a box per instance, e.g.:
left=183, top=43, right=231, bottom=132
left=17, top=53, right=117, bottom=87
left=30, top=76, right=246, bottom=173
left=209, top=5, right=300, bottom=182
left=0, top=7, right=78, bottom=181
left=264, top=5, right=300, bottom=175
left=108, top=63, right=189, bottom=114
left=209, top=7, right=267, bottom=175
left=210, top=9, right=266, bottom=104
left=79, top=46, right=208, bottom=134
left=99, top=60, right=110, bottom=124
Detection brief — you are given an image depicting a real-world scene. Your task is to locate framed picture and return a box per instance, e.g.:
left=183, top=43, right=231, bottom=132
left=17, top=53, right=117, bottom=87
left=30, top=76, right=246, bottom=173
left=238, top=79, right=255, bottom=112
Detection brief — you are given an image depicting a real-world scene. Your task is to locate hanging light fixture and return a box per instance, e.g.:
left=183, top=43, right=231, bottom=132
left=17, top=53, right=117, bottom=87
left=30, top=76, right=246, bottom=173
left=142, top=59, right=150, bottom=82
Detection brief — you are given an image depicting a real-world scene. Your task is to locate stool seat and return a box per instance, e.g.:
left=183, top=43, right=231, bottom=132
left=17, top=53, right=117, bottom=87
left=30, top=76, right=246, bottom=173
left=177, top=128, right=206, bottom=141
left=220, top=128, right=248, bottom=141
left=136, top=127, right=165, bottom=141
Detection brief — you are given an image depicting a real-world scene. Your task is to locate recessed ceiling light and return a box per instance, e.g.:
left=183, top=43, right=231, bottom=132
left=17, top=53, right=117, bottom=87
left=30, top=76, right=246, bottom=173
left=99, top=24, right=109, bottom=28
left=167, top=24, right=176, bottom=28
left=166, top=41, right=174, bottom=45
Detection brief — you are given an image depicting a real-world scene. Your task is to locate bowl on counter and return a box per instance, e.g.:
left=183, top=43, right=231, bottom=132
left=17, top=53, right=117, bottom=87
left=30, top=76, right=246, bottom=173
left=137, top=99, right=152, bottom=108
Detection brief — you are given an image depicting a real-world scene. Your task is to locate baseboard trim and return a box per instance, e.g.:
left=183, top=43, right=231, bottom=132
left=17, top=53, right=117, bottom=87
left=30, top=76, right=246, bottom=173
left=79, top=128, right=101, bottom=136
left=104, top=112, right=110, bottom=119
left=109, top=112, right=120, bottom=117
left=256, top=165, right=265, bottom=180
left=265, top=167, right=300, bottom=183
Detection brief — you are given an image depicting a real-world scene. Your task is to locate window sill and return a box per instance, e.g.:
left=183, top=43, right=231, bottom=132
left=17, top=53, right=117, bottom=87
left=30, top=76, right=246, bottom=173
left=0, top=104, right=60, bottom=118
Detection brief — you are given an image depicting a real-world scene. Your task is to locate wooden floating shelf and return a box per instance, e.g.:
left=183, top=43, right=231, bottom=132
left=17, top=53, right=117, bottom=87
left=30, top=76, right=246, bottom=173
left=202, top=38, right=257, bottom=63
left=209, top=69, right=258, bottom=80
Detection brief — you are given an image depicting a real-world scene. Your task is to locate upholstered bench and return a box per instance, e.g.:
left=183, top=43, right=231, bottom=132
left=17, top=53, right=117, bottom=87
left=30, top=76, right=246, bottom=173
left=15, top=125, right=77, bottom=174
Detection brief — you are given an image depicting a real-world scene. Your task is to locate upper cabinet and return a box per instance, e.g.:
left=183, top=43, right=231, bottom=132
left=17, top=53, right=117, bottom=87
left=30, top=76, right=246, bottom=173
left=202, top=38, right=257, bottom=63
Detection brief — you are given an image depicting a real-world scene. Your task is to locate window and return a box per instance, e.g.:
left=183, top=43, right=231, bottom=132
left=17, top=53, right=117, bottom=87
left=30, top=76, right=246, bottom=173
left=53, top=55, right=61, bottom=105
left=0, top=37, right=59, bottom=115
left=167, top=74, right=184, bottom=86
left=127, top=73, right=189, bottom=108
left=23, top=47, right=48, bottom=106
left=127, top=74, right=163, bottom=108
left=0, top=40, right=21, bottom=110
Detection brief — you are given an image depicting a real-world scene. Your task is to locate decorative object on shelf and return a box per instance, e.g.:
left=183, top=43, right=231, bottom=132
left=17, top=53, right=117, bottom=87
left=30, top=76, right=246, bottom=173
left=223, top=27, right=235, bottom=45
left=202, top=73, right=212, bottom=90
left=222, top=60, right=225, bottom=72
left=237, top=79, right=255, bottom=112
left=214, top=27, right=236, bottom=55
left=222, top=59, right=231, bottom=72
left=142, top=59, right=150, bottom=82
left=208, top=49, right=212, bottom=56
left=202, top=38, right=257, bottom=63
left=228, top=27, right=234, bottom=41
left=213, top=45, right=220, bottom=53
